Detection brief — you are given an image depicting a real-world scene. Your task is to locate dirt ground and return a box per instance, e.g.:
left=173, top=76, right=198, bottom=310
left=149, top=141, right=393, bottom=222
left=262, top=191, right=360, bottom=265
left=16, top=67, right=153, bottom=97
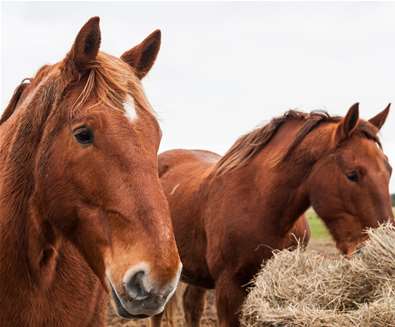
left=108, top=239, right=337, bottom=327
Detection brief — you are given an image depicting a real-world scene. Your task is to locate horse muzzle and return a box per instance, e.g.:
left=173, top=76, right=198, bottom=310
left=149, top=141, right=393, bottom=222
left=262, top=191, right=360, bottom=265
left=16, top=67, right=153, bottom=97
left=107, top=263, right=181, bottom=319
left=108, top=282, right=163, bottom=319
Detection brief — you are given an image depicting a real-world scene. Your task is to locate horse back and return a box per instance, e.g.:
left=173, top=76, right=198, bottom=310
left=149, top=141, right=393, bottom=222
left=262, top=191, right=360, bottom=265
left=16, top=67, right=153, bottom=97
left=159, top=149, right=220, bottom=178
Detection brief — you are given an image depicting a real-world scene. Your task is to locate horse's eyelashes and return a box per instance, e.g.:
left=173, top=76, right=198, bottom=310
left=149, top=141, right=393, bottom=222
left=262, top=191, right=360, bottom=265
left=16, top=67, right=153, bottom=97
left=73, top=126, right=94, bottom=145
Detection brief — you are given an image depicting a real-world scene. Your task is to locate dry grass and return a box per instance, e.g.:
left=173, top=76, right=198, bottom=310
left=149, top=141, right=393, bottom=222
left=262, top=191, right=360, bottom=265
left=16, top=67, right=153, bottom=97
left=241, top=224, right=395, bottom=327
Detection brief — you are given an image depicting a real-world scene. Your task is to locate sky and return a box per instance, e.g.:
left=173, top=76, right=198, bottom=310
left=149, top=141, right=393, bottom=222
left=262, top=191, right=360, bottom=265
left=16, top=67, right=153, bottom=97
left=1, top=2, right=394, bottom=192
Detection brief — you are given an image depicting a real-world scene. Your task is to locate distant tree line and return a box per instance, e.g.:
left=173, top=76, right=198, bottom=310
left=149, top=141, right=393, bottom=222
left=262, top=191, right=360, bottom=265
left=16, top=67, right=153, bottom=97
left=392, top=193, right=395, bottom=207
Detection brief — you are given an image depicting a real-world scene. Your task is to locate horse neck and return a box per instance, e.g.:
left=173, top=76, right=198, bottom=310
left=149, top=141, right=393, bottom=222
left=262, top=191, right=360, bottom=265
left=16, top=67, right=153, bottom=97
left=241, top=121, right=334, bottom=237
left=0, top=204, right=40, bottom=326
left=0, top=194, right=38, bottom=291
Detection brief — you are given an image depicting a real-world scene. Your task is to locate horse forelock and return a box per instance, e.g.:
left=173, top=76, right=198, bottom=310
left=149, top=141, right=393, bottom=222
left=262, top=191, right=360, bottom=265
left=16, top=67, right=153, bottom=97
left=214, top=110, right=382, bottom=176
left=4, top=51, right=153, bottom=132
left=70, top=52, right=154, bottom=119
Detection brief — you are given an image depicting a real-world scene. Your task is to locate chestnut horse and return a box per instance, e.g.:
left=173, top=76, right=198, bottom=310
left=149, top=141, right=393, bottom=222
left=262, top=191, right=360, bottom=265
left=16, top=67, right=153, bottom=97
left=154, top=104, right=393, bottom=327
left=0, top=17, right=181, bottom=326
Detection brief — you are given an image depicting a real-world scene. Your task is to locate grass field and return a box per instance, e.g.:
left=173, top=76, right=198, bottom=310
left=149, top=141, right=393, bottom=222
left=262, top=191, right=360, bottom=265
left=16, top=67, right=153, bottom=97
left=306, top=209, right=330, bottom=240
left=306, top=208, right=395, bottom=240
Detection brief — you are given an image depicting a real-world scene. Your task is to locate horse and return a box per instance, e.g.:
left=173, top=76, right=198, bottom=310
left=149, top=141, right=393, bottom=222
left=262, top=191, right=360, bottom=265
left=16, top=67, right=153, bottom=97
left=153, top=103, right=393, bottom=327
left=0, top=17, right=181, bottom=326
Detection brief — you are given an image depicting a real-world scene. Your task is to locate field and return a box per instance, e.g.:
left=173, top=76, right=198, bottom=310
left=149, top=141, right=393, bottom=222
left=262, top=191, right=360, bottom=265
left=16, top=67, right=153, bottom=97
left=108, top=209, right=339, bottom=327
left=307, top=209, right=330, bottom=239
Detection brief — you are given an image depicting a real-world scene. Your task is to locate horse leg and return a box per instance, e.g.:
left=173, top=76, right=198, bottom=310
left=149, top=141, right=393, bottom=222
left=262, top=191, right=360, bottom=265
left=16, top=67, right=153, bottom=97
left=182, top=285, right=206, bottom=327
left=215, top=274, right=246, bottom=327
left=165, top=294, right=177, bottom=327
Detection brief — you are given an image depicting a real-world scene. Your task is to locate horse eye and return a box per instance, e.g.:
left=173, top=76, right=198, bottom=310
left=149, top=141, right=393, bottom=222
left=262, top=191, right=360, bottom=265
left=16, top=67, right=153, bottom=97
left=346, top=170, right=359, bottom=182
left=73, top=127, right=94, bottom=145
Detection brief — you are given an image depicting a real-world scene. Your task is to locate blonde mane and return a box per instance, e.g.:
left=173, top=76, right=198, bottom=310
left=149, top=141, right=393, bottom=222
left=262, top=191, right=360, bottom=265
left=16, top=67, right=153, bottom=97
left=2, top=52, right=154, bottom=128
left=71, top=52, right=153, bottom=117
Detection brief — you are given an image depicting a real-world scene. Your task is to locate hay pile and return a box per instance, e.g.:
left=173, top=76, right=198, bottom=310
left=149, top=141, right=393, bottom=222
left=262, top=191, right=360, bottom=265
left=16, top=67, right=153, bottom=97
left=241, top=224, right=395, bottom=327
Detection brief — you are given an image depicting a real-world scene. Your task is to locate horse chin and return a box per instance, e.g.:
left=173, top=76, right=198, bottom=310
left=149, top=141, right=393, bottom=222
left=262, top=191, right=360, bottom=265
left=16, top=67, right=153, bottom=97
left=107, top=278, right=164, bottom=320
left=337, top=236, right=368, bottom=258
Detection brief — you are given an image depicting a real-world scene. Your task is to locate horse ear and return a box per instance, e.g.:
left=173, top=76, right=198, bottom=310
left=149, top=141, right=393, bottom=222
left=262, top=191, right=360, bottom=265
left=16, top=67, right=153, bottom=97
left=67, top=16, right=101, bottom=72
left=336, top=103, right=360, bottom=143
left=368, top=103, right=390, bottom=130
left=0, top=79, right=31, bottom=125
left=121, top=29, right=161, bottom=79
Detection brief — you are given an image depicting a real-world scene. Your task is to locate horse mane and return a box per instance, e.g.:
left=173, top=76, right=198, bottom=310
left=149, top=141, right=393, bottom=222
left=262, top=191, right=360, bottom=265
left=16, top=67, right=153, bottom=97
left=214, top=110, right=381, bottom=176
left=70, top=52, right=153, bottom=117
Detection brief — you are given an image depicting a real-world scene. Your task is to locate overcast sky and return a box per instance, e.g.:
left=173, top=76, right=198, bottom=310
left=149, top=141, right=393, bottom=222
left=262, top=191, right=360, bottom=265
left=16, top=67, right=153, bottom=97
left=2, top=2, right=394, bottom=192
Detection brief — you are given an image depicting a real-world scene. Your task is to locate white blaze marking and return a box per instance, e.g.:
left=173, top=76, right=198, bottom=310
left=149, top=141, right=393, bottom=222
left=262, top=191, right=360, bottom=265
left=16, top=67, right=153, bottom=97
left=123, top=95, right=138, bottom=122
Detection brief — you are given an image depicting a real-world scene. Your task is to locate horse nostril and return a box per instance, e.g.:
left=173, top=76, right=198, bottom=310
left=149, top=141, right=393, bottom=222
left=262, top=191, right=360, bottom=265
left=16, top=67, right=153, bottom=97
left=124, top=270, right=150, bottom=300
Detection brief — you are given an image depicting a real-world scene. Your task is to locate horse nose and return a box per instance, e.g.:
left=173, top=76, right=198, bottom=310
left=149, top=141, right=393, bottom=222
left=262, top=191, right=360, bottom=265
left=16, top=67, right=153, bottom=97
left=113, top=263, right=182, bottom=317
left=123, top=270, right=150, bottom=300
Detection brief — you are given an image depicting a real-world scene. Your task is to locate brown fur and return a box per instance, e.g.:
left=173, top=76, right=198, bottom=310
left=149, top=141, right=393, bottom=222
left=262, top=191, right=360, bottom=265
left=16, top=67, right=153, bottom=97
left=155, top=104, right=393, bottom=327
left=0, top=17, right=180, bottom=326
